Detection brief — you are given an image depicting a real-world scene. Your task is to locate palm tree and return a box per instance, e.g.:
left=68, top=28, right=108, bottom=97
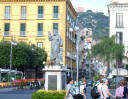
left=92, top=36, right=124, bottom=74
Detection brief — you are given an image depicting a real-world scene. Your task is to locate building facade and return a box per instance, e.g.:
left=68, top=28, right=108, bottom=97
left=0, top=0, right=77, bottom=70
left=108, top=0, right=128, bottom=57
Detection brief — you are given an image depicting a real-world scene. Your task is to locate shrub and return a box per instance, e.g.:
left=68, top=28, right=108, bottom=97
left=32, top=90, right=66, bottom=99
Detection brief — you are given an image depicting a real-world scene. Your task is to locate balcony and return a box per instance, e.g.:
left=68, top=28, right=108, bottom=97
left=37, top=31, right=43, bottom=36
left=20, top=15, right=26, bottom=19
left=4, top=15, right=10, bottom=19
left=38, top=14, right=43, bottom=19
left=53, top=13, right=59, bottom=19
left=20, top=31, right=26, bottom=37
left=4, top=31, right=10, bottom=36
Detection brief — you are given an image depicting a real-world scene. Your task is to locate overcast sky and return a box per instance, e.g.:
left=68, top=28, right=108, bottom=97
left=70, top=0, right=112, bottom=15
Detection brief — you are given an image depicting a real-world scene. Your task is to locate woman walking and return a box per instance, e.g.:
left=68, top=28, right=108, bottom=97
left=64, top=78, right=76, bottom=99
left=80, top=78, right=86, bottom=99
left=115, top=80, right=128, bottom=99
left=100, top=78, right=116, bottom=99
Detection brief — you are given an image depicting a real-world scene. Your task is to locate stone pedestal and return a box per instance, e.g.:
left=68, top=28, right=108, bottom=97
left=42, top=65, right=69, bottom=91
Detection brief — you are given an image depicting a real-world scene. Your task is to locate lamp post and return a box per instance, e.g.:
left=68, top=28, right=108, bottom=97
left=9, top=37, right=13, bottom=82
left=10, top=36, right=17, bottom=82
left=69, top=27, right=73, bottom=78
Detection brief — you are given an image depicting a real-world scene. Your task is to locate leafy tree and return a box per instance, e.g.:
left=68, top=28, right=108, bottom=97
left=92, top=36, right=124, bottom=73
left=0, top=41, right=10, bottom=68
left=0, top=41, right=47, bottom=78
left=32, top=47, right=47, bottom=78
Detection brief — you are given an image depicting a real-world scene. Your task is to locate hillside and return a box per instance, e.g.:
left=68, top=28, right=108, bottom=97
left=78, top=10, right=109, bottom=40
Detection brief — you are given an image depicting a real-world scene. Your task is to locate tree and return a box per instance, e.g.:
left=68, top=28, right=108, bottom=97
left=0, top=41, right=10, bottom=68
left=0, top=41, right=47, bottom=78
left=92, top=36, right=124, bottom=74
left=32, top=47, right=47, bottom=78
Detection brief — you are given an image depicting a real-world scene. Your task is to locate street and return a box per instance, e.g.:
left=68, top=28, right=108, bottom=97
left=0, top=87, right=115, bottom=99
left=0, top=88, right=37, bottom=99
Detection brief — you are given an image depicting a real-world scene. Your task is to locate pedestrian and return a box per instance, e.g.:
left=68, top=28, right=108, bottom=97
left=123, top=80, right=128, bottom=99
left=97, top=75, right=104, bottom=94
left=64, top=78, right=76, bottom=99
left=115, top=80, right=128, bottom=99
left=80, top=78, right=86, bottom=99
left=91, top=81, right=100, bottom=99
left=100, top=78, right=116, bottom=99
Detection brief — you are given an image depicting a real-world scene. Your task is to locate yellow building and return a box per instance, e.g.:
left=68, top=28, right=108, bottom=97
left=0, top=0, right=77, bottom=71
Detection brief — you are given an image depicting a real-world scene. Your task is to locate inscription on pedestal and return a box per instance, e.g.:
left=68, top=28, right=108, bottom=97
left=48, top=75, right=57, bottom=90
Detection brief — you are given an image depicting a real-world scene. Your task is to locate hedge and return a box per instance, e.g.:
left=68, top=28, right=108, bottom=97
left=32, top=90, right=66, bottom=99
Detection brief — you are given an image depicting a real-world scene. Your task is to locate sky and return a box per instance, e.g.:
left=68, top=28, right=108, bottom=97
left=70, top=0, right=112, bottom=15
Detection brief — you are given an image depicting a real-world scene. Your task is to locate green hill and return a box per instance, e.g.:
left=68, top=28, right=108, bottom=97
left=78, top=10, right=109, bottom=40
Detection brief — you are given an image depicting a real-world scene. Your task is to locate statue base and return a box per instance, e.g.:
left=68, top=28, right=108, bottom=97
left=42, top=65, right=69, bottom=90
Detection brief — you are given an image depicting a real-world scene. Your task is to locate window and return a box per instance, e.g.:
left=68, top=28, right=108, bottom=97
left=116, top=13, right=123, bottom=28
left=53, top=6, right=59, bottom=18
left=116, top=32, right=123, bottom=44
left=37, top=42, right=43, bottom=48
left=38, top=6, right=44, bottom=19
left=21, top=6, right=26, bottom=19
left=4, top=23, right=10, bottom=36
left=37, top=23, right=43, bottom=36
left=20, top=23, right=26, bottom=36
left=53, top=23, right=58, bottom=32
left=5, top=6, right=10, bottom=19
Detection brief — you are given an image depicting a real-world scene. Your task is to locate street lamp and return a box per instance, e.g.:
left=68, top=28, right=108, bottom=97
left=75, top=25, right=80, bottom=84
left=69, top=27, right=73, bottom=78
left=10, top=36, right=17, bottom=82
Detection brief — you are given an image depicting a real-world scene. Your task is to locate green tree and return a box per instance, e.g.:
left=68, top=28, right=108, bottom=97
left=92, top=36, right=124, bottom=73
left=0, top=41, right=47, bottom=77
left=0, top=41, right=10, bottom=68
left=32, top=47, right=47, bottom=78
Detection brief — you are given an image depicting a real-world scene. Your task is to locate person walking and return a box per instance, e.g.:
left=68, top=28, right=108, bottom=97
left=97, top=75, right=104, bottom=94
left=123, top=80, right=128, bottom=99
left=80, top=78, right=86, bottom=99
left=64, top=78, right=76, bottom=99
left=100, top=78, right=116, bottom=99
left=115, top=80, right=128, bottom=99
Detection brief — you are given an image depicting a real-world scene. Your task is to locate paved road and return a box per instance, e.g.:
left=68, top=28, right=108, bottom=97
left=0, top=88, right=38, bottom=99
left=0, top=87, right=115, bottom=99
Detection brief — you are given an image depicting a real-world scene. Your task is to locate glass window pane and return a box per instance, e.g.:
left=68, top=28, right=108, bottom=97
left=54, top=6, right=58, bottom=13
left=5, top=23, right=10, bottom=31
left=21, top=23, right=26, bottom=31
left=21, top=6, right=26, bottom=18
left=38, top=6, right=43, bottom=18
left=53, top=23, right=58, bottom=32
left=116, top=13, right=123, bottom=28
left=37, top=42, right=43, bottom=48
left=38, top=23, right=43, bottom=31
left=53, top=6, right=59, bottom=18
left=5, top=6, right=10, bottom=18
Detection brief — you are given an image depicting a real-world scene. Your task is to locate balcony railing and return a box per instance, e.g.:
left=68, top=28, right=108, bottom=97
left=38, top=14, right=43, bottom=19
left=53, top=13, right=58, bottom=19
left=20, top=15, right=26, bottom=19
left=4, top=15, right=10, bottom=19
left=4, top=31, right=10, bottom=36
left=20, top=31, right=26, bottom=36
left=37, top=31, right=43, bottom=36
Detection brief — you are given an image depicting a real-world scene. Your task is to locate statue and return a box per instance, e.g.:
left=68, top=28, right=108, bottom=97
left=48, top=29, right=63, bottom=65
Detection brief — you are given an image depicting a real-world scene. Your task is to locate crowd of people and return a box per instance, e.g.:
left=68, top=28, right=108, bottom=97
left=64, top=76, right=128, bottom=99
